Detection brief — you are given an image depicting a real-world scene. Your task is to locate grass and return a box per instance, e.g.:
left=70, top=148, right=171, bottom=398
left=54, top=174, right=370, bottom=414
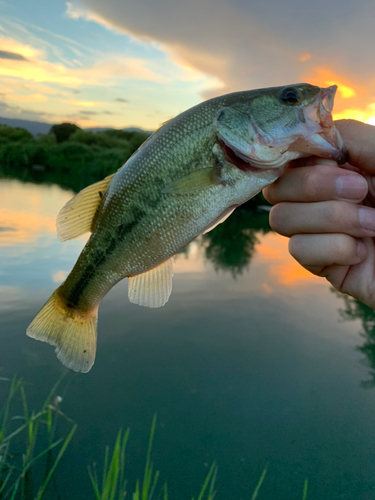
left=0, top=377, right=309, bottom=499
left=0, top=376, right=76, bottom=499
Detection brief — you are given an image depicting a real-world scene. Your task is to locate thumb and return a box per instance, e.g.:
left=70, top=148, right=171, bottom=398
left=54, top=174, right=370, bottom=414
left=335, top=119, right=375, bottom=173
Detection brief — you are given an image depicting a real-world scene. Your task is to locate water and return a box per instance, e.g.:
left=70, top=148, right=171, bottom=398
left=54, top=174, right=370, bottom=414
left=1, top=177, right=375, bottom=499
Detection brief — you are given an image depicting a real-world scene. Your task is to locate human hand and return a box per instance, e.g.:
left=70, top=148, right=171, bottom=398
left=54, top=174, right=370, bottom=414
left=263, top=119, right=375, bottom=309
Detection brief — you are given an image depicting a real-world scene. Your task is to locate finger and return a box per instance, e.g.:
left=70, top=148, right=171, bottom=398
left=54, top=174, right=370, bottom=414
left=269, top=202, right=375, bottom=238
left=288, top=234, right=367, bottom=268
left=263, top=164, right=368, bottom=205
left=335, top=119, right=375, bottom=173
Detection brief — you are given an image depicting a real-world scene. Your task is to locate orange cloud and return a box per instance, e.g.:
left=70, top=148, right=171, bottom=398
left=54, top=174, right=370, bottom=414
left=302, top=67, right=375, bottom=124
left=299, top=53, right=312, bottom=62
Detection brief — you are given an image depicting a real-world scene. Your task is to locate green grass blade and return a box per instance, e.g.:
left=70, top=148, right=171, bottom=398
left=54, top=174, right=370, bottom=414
left=147, top=469, right=160, bottom=500
left=302, top=479, right=308, bottom=500
left=195, top=463, right=217, bottom=500
left=208, top=465, right=217, bottom=500
left=88, top=466, right=102, bottom=500
left=251, top=466, right=268, bottom=500
left=35, top=423, right=77, bottom=500
left=142, top=414, right=157, bottom=500
left=163, top=483, right=168, bottom=500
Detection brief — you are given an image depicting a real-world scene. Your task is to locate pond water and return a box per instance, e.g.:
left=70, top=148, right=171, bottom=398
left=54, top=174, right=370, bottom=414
left=1, top=177, right=375, bottom=499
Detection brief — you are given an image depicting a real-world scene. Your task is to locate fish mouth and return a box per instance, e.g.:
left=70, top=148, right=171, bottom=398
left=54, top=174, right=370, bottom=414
left=219, top=139, right=264, bottom=173
left=291, top=85, right=348, bottom=164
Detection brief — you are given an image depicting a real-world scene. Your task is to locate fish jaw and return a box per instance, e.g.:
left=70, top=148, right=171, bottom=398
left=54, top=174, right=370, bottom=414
left=288, top=85, right=347, bottom=163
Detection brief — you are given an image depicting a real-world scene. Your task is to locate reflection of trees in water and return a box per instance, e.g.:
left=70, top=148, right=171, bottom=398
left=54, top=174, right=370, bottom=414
left=333, top=290, right=375, bottom=388
left=201, top=208, right=272, bottom=277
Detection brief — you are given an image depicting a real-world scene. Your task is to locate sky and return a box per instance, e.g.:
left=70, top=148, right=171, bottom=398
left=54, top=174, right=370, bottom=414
left=1, top=0, right=375, bottom=130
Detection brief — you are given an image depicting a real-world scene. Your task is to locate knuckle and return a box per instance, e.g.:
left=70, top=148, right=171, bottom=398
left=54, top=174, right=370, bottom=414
left=301, top=168, right=321, bottom=200
left=328, top=234, right=356, bottom=263
left=301, top=165, right=337, bottom=200
left=323, top=201, right=344, bottom=225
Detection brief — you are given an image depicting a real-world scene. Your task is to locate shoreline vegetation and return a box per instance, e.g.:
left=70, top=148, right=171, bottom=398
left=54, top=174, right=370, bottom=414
left=0, top=376, right=308, bottom=500
left=0, top=122, right=268, bottom=207
left=0, top=123, right=150, bottom=193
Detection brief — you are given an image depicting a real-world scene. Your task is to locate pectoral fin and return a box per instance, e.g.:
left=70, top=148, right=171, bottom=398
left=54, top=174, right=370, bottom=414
left=128, top=258, right=174, bottom=308
left=163, top=168, right=219, bottom=194
left=202, top=205, right=237, bottom=234
left=56, top=173, right=115, bottom=242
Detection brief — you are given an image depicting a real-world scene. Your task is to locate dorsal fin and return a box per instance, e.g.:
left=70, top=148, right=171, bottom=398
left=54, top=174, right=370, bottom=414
left=56, top=173, right=115, bottom=242
left=128, top=258, right=174, bottom=308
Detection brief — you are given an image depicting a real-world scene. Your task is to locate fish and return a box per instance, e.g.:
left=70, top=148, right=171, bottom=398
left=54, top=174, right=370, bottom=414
left=26, top=83, right=346, bottom=373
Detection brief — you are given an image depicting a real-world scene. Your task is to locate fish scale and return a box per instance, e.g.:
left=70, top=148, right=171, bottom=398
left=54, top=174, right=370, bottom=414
left=26, top=84, right=346, bottom=372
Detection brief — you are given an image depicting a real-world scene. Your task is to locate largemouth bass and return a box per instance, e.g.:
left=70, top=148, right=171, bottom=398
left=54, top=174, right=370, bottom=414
left=27, top=83, right=346, bottom=373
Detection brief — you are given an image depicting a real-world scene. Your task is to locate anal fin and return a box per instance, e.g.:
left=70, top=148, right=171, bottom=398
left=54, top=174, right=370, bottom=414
left=128, top=258, right=174, bottom=308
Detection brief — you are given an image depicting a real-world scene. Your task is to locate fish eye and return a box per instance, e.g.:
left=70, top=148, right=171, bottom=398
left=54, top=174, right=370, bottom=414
left=279, top=87, right=301, bottom=105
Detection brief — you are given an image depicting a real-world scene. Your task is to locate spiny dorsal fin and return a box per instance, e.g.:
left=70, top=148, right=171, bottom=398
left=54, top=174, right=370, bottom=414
left=154, top=118, right=172, bottom=134
left=56, top=173, right=115, bottom=242
left=163, top=168, right=219, bottom=194
left=128, top=258, right=174, bottom=308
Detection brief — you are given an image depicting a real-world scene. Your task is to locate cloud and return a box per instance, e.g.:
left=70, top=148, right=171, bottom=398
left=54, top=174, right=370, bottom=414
left=60, top=99, right=103, bottom=107
left=115, top=97, right=128, bottom=103
left=0, top=50, right=28, bottom=61
left=0, top=30, right=170, bottom=94
left=69, top=0, right=375, bottom=119
left=7, top=93, right=48, bottom=103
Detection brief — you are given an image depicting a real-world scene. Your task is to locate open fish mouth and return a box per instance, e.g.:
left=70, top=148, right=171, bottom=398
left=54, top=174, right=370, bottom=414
left=218, top=138, right=262, bottom=173
left=292, top=85, right=348, bottom=164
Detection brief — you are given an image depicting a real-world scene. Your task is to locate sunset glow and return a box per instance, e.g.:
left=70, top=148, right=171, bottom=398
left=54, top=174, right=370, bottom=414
left=1, top=0, right=374, bottom=130
left=257, top=233, right=319, bottom=287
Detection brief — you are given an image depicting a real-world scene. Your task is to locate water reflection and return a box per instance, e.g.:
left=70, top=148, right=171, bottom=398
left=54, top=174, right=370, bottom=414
left=333, top=290, right=375, bottom=388
left=201, top=209, right=271, bottom=276
left=4, top=177, right=375, bottom=500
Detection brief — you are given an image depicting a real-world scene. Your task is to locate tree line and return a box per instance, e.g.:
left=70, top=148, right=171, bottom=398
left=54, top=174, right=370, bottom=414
left=0, top=122, right=150, bottom=191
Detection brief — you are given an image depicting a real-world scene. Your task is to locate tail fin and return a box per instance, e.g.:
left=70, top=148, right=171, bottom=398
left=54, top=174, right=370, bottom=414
left=26, top=289, right=98, bottom=373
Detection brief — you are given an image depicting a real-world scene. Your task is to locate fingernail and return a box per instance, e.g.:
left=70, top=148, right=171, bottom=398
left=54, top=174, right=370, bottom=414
left=357, top=240, right=367, bottom=260
left=315, top=159, right=338, bottom=166
left=359, top=207, right=375, bottom=231
left=336, top=175, right=368, bottom=200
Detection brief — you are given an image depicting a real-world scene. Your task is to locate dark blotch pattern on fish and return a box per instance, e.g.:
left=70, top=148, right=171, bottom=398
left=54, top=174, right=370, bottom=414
left=66, top=207, right=146, bottom=307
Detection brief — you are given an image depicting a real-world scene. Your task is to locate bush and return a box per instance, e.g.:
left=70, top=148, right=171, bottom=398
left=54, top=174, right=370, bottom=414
left=37, top=133, right=57, bottom=145
left=0, top=142, right=48, bottom=168
left=50, top=122, right=81, bottom=143
left=0, top=124, right=33, bottom=144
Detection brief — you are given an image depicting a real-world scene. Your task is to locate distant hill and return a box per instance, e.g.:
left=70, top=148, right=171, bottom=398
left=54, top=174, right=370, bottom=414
left=0, top=116, right=153, bottom=136
left=0, top=116, right=51, bottom=136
